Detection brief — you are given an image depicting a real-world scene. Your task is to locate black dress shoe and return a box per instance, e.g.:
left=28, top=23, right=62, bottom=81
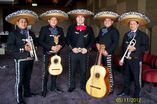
left=110, top=91, right=114, bottom=94
left=24, top=92, right=37, bottom=97
left=51, top=87, right=63, bottom=93
left=68, top=88, right=75, bottom=92
left=133, top=94, right=140, bottom=98
left=117, top=92, right=128, bottom=96
left=108, top=91, right=114, bottom=95
left=18, top=102, right=25, bottom=104
left=55, top=88, right=64, bottom=93
left=80, top=88, right=86, bottom=92
left=41, top=91, right=47, bottom=97
left=18, top=100, right=26, bottom=104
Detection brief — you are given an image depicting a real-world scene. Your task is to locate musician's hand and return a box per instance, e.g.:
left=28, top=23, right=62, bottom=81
left=24, top=43, right=31, bottom=52
left=102, top=50, right=108, bottom=56
left=51, top=46, right=57, bottom=53
left=72, top=48, right=79, bottom=54
left=81, top=48, right=87, bottom=54
left=119, top=61, right=124, bottom=66
left=56, top=45, right=62, bottom=52
left=128, top=46, right=136, bottom=52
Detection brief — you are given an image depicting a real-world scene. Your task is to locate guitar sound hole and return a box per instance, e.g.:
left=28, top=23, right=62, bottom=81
left=54, top=59, right=58, bottom=64
left=95, top=73, right=100, bottom=78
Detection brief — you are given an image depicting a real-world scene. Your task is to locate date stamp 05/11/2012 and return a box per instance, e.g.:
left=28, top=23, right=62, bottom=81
left=115, top=97, right=141, bottom=103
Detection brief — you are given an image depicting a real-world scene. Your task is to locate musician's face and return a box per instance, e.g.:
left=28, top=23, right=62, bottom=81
left=103, top=18, right=113, bottom=28
left=16, top=18, right=28, bottom=29
left=76, top=15, right=85, bottom=25
left=48, top=17, right=58, bottom=27
left=129, top=20, right=139, bottom=31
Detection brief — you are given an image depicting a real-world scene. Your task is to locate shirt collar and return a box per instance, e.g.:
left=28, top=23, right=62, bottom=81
left=131, top=29, right=137, bottom=33
left=77, top=23, right=85, bottom=26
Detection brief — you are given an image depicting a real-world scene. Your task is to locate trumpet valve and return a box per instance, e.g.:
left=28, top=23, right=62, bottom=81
left=125, top=56, right=132, bottom=60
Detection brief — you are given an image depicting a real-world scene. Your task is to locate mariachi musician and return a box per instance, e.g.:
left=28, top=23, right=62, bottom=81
left=66, top=9, right=95, bottom=92
left=95, top=11, right=120, bottom=93
left=118, top=12, right=150, bottom=98
left=39, top=10, right=68, bottom=97
left=6, top=10, right=38, bottom=104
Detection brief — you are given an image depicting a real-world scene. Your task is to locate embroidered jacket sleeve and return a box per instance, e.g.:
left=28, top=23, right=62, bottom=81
left=58, top=27, right=65, bottom=48
left=86, top=26, right=95, bottom=51
left=7, top=31, right=24, bottom=53
left=29, top=30, right=38, bottom=47
left=135, top=32, right=149, bottom=54
left=106, top=29, right=119, bottom=54
left=120, top=33, right=128, bottom=58
left=38, top=27, right=52, bottom=50
left=66, top=25, right=74, bottom=49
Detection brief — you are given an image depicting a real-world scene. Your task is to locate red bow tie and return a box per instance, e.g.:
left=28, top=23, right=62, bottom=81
left=75, top=25, right=87, bottom=31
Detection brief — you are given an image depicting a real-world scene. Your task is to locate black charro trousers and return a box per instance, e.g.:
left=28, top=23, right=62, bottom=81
left=69, top=52, right=87, bottom=89
left=15, top=59, right=33, bottom=103
left=123, top=59, right=142, bottom=97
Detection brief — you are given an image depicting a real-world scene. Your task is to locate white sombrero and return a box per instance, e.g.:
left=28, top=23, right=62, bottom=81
left=94, top=11, right=119, bottom=21
left=67, top=9, right=94, bottom=18
left=40, top=10, right=68, bottom=22
left=118, top=12, right=150, bottom=26
left=5, top=10, right=38, bottom=25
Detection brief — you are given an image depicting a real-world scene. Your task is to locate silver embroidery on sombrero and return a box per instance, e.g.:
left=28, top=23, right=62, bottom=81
left=118, top=12, right=150, bottom=25
left=67, top=9, right=94, bottom=16
left=5, top=10, right=38, bottom=22
left=40, top=10, right=68, bottom=18
left=94, top=11, right=119, bottom=19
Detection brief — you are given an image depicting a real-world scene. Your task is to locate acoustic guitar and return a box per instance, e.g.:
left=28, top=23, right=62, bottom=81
left=48, top=54, right=63, bottom=75
left=86, top=44, right=110, bottom=98
left=48, top=35, right=63, bottom=75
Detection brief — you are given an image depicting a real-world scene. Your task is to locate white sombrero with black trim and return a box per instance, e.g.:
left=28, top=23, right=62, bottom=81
left=5, top=10, right=38, bottom=25
left=67, top=9, right=94, bottom=18
left=94, top=11, right=119, bottom=21
left=118, top=12, right=150, bottom=26
left=40, top=10, right=68, bottom=22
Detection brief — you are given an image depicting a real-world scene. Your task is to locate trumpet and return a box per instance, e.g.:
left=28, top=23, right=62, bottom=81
left=24, top=31, right=38, bottom=61
left=119, top=36, right=136, bottom=64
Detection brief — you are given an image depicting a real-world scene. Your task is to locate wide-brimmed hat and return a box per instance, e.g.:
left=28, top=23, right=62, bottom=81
left=5, top=10, right=38, bottom=25
left=94, top=11, right=119, bottom=21
left=118, top=12, right=150, bottom=26
left=40, top=10, right=68, bottom=22
left=67, top=9, right=94, bottom=18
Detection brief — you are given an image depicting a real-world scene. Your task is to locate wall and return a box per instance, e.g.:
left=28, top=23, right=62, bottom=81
left=146, top=0, right=157, bottom=55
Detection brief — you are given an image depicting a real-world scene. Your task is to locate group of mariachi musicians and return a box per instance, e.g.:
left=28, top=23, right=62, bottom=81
left=6, top=9, right=150, bottom=104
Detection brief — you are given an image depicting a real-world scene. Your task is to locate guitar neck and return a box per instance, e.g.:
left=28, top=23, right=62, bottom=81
left=97, top=44, right=105, bottom=65
left=97, top=52, right=102, bottom=65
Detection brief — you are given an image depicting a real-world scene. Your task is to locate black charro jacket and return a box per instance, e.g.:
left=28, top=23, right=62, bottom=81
left=66, top=24, right=95, bottom=51
left=121, top=29, right=149, bottom=61
left=96, top=26, right=119, bottom=54
left=7, top=27, right=37, bottom=59
left=38, top=25, right=65, bottom=54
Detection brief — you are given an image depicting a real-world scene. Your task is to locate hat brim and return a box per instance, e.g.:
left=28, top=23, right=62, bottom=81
left=69, top=13, right=93, bottom=18
left=40, top=13, right=68, bottom=22
left=120, top=16, right=148, bottom=26
left=95, top=15, right=118, bottom=21
left=68, top=9, right=94, bottom=18
left=7, top=14, right=37, bottom=25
